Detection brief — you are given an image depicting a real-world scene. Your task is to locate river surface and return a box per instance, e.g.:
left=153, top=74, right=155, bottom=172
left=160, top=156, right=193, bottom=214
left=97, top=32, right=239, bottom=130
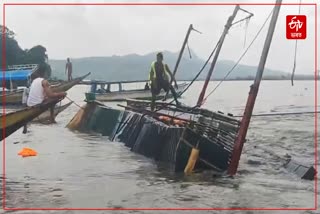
left=0, top=80, right=319, bottom=214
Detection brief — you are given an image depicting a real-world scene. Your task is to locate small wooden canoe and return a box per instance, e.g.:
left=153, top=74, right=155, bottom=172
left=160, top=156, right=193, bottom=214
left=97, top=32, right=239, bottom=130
left=0, top=72, right=91, bottom=105
left=0, top=90, right=24, bottom=105
left=0, top=99, right=62, bottom=141
left=32, top=101, right=73, bottom=123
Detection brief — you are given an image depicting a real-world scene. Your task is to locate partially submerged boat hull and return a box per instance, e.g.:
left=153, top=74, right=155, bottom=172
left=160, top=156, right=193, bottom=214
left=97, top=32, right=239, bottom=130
left=67, top=100, right=240, bottom=173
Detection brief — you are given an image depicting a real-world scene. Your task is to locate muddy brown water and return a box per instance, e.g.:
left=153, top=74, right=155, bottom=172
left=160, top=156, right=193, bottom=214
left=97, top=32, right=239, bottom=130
left=0, top=81, right=318, bottom=213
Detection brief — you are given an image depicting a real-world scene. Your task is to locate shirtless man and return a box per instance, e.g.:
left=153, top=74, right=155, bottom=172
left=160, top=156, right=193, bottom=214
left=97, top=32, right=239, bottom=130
left=65, top=58, right=73, bottom=81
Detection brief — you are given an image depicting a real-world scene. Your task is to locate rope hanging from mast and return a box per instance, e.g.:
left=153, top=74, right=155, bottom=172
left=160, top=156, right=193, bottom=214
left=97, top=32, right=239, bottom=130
left=197, top=5, right=253, bottom=106
left=291, top=0, right=302, bottom=86
left=231, top=7, right=254, bottom=27
left=167, top=8, right=273, bottom=120
left=200, top=8, right=274, bottom=105
left=244, top=17, right=251, bottom=48
left=185, top=24, right=203, bottom=60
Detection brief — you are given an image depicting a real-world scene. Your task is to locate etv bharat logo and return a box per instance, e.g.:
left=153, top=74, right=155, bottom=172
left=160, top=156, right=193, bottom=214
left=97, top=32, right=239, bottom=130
left=286, top=15, right=307, bottom=39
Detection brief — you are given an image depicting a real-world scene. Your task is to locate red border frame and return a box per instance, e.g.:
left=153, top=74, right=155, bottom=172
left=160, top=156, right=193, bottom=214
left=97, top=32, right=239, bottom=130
left=2, top=2, right=318, bottom=211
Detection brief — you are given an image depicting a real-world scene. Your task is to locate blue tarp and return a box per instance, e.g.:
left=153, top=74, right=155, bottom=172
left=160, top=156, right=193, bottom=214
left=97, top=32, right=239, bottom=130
left=0, top=69, right=33, bottom=81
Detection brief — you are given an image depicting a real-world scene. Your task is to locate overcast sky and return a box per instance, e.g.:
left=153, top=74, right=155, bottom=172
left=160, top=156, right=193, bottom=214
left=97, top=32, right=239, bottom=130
left=1, top=0, right=319, bottom=74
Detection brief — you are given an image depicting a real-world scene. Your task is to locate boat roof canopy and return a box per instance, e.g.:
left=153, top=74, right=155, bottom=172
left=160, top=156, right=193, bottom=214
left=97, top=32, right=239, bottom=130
left=0, top=64, right=38, bottom=82
left=0, top=69, right=34, bottom=81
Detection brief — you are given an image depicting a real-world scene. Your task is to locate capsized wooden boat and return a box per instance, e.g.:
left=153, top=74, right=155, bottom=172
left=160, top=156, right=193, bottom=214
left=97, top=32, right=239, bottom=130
left=0, top=72, right=91, bottom=105
left=0, top=98, right=62, bottom=141
left=85, top=81, right=188, bottom=102
left=32, top=101, right=73, bottom=123
left=67, top=99, right=241, bottom=174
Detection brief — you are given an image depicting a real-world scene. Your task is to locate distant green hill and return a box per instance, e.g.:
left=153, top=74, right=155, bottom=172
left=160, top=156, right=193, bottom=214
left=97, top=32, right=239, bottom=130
left=49, top=50, right=293, bottom=81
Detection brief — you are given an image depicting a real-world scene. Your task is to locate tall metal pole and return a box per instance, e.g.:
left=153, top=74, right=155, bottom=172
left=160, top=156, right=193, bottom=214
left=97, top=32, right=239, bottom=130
left=228, top=0, right=282, bottom=176
left=197, top=5, right=240, bottom=106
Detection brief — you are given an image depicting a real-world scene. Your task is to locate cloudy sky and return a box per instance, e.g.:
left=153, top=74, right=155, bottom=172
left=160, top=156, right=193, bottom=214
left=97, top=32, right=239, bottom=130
left=1, top=0, right=318, bottom=74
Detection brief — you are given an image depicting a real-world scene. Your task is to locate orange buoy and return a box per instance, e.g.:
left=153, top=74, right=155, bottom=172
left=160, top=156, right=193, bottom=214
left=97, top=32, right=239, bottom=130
left=184, top=148, right=200, bottom=175
left=18, top=147, right=38, bottom=157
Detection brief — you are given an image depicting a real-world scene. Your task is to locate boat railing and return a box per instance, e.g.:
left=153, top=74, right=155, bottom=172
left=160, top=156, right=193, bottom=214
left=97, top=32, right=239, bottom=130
left=7, top=64, right=38, bottom=72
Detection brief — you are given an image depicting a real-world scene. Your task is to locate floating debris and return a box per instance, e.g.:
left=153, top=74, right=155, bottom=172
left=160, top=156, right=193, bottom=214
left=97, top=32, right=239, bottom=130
left=18, top=147, right=37, bottom=157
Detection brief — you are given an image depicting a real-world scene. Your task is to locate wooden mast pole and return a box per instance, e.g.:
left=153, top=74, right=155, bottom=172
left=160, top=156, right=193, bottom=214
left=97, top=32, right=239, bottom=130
left=165, top=24, right=201, bottom=98
left=197, top=5, right=240, bottom=106
left=228, top=0, right=283, bottom=176
left=170, top=24, right=195, bottom=83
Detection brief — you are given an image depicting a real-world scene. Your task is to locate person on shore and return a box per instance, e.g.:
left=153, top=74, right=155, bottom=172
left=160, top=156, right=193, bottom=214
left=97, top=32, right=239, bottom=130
left=65, top=58, right=73, bottom=81
left=144, top=82, right=150, bottom=90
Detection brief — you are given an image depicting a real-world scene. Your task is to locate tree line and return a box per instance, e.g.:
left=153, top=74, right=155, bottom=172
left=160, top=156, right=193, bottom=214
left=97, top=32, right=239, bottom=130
left=0, top=25, right=52, bottom=79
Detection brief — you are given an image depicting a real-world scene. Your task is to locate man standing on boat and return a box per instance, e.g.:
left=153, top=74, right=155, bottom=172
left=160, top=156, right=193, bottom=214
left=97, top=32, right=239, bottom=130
left=65, top=58, right=73, bottom=81
left=23, top=65, right=67, bottom=133
left=149, top=52, right=180, bottom=111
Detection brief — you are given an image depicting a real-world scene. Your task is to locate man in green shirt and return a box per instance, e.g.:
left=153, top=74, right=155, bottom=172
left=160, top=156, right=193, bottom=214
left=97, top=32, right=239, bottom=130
left=149, top=52, right=180, bottom=111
